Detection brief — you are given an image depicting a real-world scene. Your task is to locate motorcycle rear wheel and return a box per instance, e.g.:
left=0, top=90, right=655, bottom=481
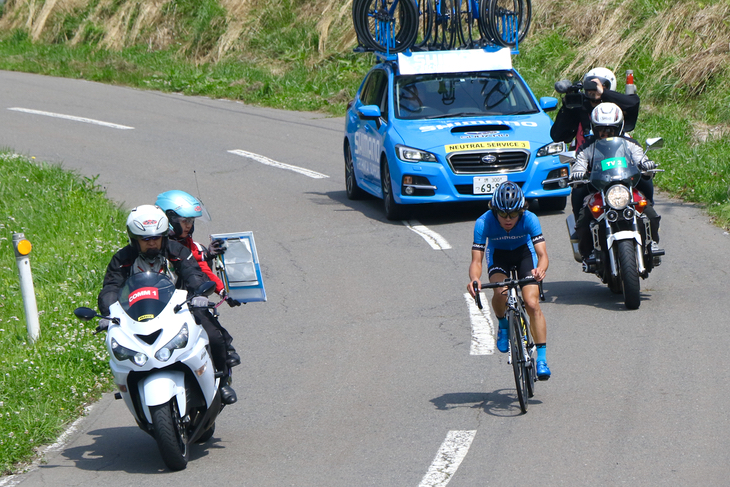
left=151, top=400, right=189, bottom=471
left=617, top=240, right=641, bottom=309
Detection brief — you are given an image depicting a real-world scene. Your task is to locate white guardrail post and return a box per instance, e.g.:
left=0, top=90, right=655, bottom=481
left=12, top=233, right=40, bottom=343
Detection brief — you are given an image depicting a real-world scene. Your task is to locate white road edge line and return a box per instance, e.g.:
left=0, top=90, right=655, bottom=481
left=418, top=430, right=477, bottom=487
left=465, top=292, right=495, bottom=355
left=228, top=149, right=329, bottom=179
left=403, top=220, right=452, bottom=250
left=8, top=107, right=134, bottom=130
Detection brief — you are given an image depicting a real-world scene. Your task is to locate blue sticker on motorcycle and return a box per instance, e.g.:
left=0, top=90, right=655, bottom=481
left=601, top=157, right=628, bottom=171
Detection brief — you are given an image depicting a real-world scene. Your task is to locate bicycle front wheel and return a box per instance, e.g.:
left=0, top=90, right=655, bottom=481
left=508, top=310, right=529, bottom=413
left=360, top=0, right=420, bottom=53
left=488, top=0, right=521, bottom=48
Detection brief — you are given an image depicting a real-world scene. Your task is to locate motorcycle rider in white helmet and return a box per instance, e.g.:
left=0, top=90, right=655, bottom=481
left=98, top=205, right=237, bottom=404
left=551, top=67, right=641, bottom=154
left=569, top=103, right=661, bottom=263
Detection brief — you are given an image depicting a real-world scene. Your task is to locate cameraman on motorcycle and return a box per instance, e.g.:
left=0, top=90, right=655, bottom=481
left=551, top=67, right=640, bottom=150
left=98, top=205, right=237, bottom=404
left=155, top=190, right=241, bottom=369
left=569, top=103, right=661, bottom=262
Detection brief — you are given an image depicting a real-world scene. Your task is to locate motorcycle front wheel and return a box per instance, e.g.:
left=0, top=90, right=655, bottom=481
left=617, top=240, right=641, bottom=309
left=151, top=400, right=189, bottom=471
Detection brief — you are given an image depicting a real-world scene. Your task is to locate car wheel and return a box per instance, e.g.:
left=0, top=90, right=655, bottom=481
left=345, top=142, right=366, bottom=200
left=381, top=157, right=405, bottom=220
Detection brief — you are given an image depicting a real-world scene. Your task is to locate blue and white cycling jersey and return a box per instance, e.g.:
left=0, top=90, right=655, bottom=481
left=472, top=210, right=545, bottom=267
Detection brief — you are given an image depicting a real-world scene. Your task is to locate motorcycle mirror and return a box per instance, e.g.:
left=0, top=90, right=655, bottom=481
left=645, top=137, right=664, bottom=150
left=195, top=281, right=216, bottom=297
left=74, top=307, right=99, bottom=321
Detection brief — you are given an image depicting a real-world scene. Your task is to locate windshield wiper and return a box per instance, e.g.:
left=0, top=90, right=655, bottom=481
left=425, top=112, right=487, bottom=119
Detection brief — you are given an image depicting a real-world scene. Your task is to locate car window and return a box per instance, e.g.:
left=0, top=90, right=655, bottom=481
left=361, top=70, right=386, bottom=107
left=394, top=71, right=538, bottom=120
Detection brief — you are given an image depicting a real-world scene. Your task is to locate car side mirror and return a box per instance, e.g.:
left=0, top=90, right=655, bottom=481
left=539, top=97, right=558, bottom=112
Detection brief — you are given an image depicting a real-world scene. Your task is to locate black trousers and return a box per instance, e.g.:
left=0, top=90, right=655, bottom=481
left=193, top=309, right=230, bottom=377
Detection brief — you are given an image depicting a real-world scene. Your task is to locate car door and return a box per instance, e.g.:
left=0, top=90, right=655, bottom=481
left=354, top=68, right=389, bottom=187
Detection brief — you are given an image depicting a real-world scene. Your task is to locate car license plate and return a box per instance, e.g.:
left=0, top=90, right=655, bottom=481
left=473, top=176, right=508, bottom=194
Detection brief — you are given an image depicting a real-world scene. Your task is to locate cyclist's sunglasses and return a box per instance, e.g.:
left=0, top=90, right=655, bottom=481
left=495, top=210, right=521, bottom=219
left=141, top=236, right=162, bottom=241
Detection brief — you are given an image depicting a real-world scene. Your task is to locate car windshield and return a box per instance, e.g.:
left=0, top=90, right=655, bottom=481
left=394, top=71, right=538, bottom=120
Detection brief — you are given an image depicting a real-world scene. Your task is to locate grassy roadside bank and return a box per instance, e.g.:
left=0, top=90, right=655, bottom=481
left=0, top=152, right=126, bottom=473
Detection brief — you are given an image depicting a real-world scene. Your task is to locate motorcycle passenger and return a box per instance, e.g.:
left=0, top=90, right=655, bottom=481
left=155, top=190, right=241, bottom=369
left=98, top=205, right=237, bottom=404
left=551, top=67, right=641, bottom=153
left=467, top=182, right=551, bottom=380
left=569, top=103, right=661, bottom=261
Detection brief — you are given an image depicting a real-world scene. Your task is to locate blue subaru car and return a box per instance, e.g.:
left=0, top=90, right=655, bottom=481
left=343, top=48, right=570, bottom=220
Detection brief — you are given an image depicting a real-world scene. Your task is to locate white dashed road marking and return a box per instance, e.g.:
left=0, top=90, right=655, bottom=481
left=464, top=292, right=495, bottom=355
left=403, top=220, right=452, bottom=250
left=418, top=430, right=477, bottom=487
left=228, top=149, right=329, bottom=179
left=8, top=108, right=134, bottom=129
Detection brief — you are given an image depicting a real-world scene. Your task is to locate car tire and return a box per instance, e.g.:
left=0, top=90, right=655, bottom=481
left=345, top=142, right=366, bottom=200
left=381, top=157, right=405, bottom=220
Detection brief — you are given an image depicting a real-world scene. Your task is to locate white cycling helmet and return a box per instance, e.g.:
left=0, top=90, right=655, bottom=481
left=590, top=102, right=624, bottom=137
left=583, top=67, right=617, bottom=91
left=126, top=205, right=169, bottom=244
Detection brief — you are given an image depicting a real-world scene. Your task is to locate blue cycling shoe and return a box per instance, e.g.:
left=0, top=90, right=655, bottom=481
left=536, top=361, right=551, bottom=381
left=496, top=329, right=509, bottom=353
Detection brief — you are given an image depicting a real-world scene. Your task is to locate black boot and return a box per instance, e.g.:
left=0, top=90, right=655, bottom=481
left=226, top=348, right=241, bottom=367
left=220, top=384, right=237, bottom=405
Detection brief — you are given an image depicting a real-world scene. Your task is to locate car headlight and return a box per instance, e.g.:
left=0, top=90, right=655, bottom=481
left=155, top=323, right=189, bottom=362
left=606, top=185, right=631, bottom=210
left=536, top=141, right=566, bottom=157
left=396, top=145, right=437, bottom=162
left=111, top=338, right=148, bottom=366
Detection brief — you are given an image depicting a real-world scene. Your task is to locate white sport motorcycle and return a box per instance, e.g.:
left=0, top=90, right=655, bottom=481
left=74, top=272, right=227, bottom=471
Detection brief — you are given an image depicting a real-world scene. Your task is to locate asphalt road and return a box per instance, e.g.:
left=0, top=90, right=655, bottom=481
left=1, top=70, right=729, bottom=486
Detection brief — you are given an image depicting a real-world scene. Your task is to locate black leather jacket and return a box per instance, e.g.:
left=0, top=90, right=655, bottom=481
left=550, top=90, right=640, bottom=144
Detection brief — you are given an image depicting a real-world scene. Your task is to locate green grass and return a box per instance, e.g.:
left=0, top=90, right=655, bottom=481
left=0, top=152, right=127, bottom=473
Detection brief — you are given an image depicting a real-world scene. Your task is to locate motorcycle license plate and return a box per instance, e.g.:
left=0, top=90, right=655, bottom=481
left=473, top=176, right=507, bottom=194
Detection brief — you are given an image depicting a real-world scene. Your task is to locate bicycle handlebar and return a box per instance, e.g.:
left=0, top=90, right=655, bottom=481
left=473, top=276, right=546, bottom=305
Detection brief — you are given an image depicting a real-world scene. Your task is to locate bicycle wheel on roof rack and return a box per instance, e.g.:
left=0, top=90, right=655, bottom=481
left=359, top=0, right=420, bottom=53
left=428, top=0, right=457, bottom=50
left=455, top=0, right=480, bottom=49
left=414, top=0, right=434, bottom=49
left=487, top=0, right=522, bottom=48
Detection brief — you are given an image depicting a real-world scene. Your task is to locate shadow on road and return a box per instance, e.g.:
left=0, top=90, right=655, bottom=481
left=542, top=280, right=648, bottom=310
left=44, top=426, right=224, bottom=474
left=430, top=391, right=543, bottom=417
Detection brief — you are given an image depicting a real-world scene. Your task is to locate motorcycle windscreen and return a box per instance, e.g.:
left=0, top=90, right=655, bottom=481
left=588, top=138, right=641, bottom=192
left=119, top=272, right=177, bottom=322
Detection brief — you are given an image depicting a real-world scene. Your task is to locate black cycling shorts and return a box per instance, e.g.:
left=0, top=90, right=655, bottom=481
left=488, top=244, right=537, bottom=286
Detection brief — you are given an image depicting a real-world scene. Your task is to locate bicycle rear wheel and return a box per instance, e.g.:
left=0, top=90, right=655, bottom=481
left=508, top=309, right=528, bottom=413
left=488, top=0, right=521, bottom=48
left=414, top=0, right=434, bottom=48
left=429, top=0, right=456, bottom=50
left=360, top=0, right=420, bottom=53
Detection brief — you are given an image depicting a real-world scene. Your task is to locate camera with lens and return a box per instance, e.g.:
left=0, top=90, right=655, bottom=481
left=554, top=79, right=585, bottom=109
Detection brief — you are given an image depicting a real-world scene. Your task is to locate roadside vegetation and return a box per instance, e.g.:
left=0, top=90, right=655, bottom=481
left=0, top=0, right=728, bottom=474
left=0, top=152, right=126, bottom=473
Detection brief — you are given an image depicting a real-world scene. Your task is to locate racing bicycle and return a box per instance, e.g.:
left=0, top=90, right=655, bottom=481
left=473, top=270, right=543, bottom=413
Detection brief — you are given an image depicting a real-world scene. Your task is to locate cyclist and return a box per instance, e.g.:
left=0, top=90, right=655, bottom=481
left=98, top=205, right=237, bottom=404
left=467, top=182, right=551, bottom=380
left=155, top=190, right=241, bottom=368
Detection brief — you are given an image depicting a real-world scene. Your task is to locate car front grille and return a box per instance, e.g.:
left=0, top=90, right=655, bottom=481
left=448, top=150, right=530, bottom=174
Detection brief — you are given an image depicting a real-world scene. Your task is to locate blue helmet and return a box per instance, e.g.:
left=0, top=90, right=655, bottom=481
left=491, top=182, right=525, bottom=213
left=155, top=190, right=210, bottom=238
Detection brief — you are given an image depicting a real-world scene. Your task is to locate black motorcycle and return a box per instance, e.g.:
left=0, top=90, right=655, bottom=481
left=565, top=137, right=664, bottom=309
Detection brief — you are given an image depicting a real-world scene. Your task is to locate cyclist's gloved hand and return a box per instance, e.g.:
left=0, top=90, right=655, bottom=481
left=569, top=170, right=586, bottom=181
left=191, top=296, right=209, bottom=308
left=640, top=160, right=657, bottom=171
left=208, top=239, right=226, bottom=257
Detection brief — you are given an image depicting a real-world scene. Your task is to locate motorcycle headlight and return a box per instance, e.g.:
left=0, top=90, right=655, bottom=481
left=111, top=338, right=148, bottom=366
left=155, top=323, right=189, bottom=362
left=536, top=141, right=566, bottom=157
left=606, top=185, right=631, bottom=210
left=396, top=145, right=437, bottom=163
